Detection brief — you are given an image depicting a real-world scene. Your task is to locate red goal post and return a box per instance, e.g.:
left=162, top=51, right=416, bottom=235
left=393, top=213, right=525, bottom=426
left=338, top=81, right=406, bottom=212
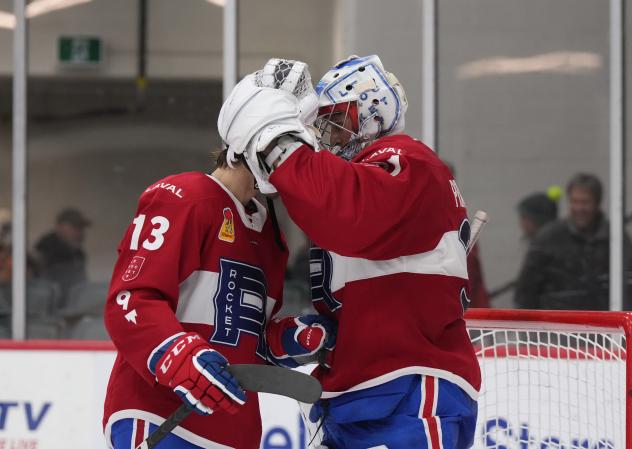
left=464, top=309, right=632, bottom=449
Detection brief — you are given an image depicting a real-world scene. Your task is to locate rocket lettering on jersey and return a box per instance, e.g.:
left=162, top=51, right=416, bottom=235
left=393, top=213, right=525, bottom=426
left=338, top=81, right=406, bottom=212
left=145, top=182, right=184, bottom=198
left=211, top=259, right=268, bottom=359
left=449, top=179, right=466, bottom=208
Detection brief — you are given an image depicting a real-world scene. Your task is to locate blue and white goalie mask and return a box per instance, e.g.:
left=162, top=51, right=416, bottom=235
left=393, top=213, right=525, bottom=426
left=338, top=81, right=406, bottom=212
left=315, top=55, right=408, bottom=160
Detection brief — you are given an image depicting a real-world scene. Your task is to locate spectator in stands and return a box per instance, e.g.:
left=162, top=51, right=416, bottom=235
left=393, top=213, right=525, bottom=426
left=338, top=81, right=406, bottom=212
left=34, top=208, right=91, bottom=305
left=515, top=173, right=632, bottom=310
left=487, top=187, right=561, bottom=303
left=517, top=186, right=561, bottom=240
left=0, top=244, right=10, bottom=285
left=0, top=208, right=11, bottom=284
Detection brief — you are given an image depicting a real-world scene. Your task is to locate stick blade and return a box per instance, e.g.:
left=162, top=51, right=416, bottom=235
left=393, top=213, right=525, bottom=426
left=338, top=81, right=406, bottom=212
left=228, top=364, right=322, bottom=403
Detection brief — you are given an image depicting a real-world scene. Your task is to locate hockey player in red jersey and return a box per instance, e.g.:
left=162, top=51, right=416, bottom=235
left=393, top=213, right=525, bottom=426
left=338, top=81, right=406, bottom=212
left=218, top=56, right=481, bottom=449
left=102, top=105, right=335, bottom=447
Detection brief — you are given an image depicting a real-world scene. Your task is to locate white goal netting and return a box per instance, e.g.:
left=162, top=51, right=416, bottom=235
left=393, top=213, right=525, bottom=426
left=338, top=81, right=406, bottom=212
left=468, top=315, right=628, bottom=449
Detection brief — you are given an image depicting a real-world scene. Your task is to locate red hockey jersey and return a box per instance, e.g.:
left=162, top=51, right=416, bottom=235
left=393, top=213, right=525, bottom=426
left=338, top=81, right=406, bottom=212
left=102, top=172, right=288, bottom=449
left=269, top=134, right=481, bottom=399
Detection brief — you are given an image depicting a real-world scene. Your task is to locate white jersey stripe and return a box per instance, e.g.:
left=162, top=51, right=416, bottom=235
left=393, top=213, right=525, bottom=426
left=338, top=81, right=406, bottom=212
left=422, top=418, right=433, bottom=449
left=130, top=419, right=137, bottom=449
left=177, top=270, right=219, bottom=323
left=418, top=376, right=426, bottom=419
left=421, top=375, right=439, bottom=449
left=176, top=269, right=278, bottom=326
left=328, top=230, right=468, bottom=292
left=432, top=376, right=439, bottom=415
left=436, top=416, right=444, bottom=449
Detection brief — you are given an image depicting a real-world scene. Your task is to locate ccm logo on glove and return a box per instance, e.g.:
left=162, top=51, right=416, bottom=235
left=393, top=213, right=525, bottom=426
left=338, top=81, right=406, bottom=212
left=150, top=332, right=247, bottom=415
left=297, top=325, right=325, bottom=352
left=159, top=333, right=200, bottom=375
left=267, top=315, right=336, bottom=369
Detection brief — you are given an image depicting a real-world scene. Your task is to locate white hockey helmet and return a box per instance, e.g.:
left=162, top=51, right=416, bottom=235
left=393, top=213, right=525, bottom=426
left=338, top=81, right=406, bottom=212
left=314, top=55, right=408, bottom=160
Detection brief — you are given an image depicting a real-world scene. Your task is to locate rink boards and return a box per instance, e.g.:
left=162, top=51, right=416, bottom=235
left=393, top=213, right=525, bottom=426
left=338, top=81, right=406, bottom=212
left=0, top=343, right=625, bottom=449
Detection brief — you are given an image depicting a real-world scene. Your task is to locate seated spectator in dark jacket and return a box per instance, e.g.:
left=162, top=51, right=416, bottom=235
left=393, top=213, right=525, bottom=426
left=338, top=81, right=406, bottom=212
left=34, top=208, right=91, bottom=305
left=515, top=173, right=632, bottom=310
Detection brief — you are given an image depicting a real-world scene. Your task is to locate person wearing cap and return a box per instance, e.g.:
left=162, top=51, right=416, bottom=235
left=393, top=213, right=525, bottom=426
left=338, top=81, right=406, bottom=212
left=516, top=187, right=561, bottom=240
left=34, top=207, right=92, bottom=304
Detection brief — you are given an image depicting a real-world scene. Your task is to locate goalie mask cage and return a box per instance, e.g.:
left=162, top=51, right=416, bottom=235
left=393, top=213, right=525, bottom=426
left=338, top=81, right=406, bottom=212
left=465, top=309, right=632, bottom=449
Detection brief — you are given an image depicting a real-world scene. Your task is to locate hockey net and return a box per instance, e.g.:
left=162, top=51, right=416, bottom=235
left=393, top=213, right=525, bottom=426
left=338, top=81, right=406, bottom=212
left=465, top=309, right=631, bottom=449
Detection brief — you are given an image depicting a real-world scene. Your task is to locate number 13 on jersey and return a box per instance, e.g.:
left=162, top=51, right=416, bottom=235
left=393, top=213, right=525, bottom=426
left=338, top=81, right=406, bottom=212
left=130, top=214, right=170, bottom=251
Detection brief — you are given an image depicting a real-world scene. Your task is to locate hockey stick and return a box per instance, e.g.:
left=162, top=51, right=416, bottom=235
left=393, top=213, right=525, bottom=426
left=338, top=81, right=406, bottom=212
left=466, top=210, right=489, bottom=256
left=136, top=364, right=322, bottom=449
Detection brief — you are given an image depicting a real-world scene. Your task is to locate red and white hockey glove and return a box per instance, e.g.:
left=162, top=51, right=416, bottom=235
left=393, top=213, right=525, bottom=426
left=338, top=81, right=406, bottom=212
left=267, top=315, right=336, bottom=368
left=149, top=332, right=247, bottom=415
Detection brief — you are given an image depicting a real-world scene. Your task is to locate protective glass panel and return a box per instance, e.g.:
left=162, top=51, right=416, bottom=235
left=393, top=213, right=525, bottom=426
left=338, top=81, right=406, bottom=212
left=438, top=0, right=611, bottom=311
left=24, top=0, right=223, bottom=339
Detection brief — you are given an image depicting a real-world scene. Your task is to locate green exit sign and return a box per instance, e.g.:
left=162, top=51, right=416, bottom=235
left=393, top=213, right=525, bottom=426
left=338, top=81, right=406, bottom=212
left=58, top=36, right=102, bottom=66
